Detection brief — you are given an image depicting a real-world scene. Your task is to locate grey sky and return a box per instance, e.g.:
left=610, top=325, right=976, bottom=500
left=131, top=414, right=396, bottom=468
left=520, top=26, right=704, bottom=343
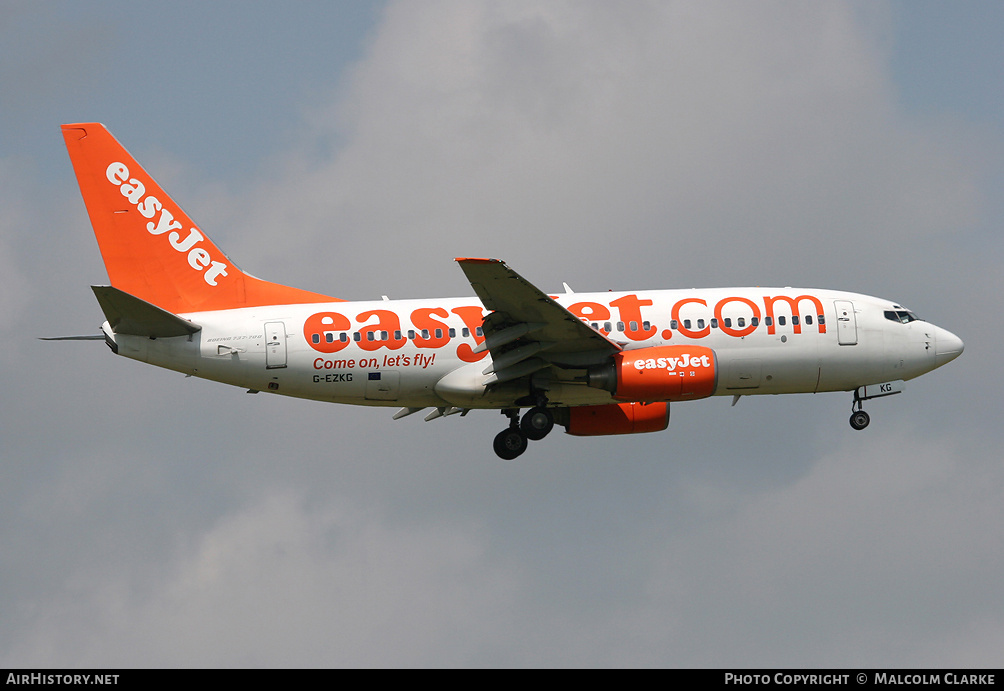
left=1, top=0, right=1001, bottom=667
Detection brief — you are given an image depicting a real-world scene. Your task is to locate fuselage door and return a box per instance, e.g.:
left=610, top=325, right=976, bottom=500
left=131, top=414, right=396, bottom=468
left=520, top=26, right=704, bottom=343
left=265, top=321, right=287, bottom=369
left=834, top=300, right=858, bottom=346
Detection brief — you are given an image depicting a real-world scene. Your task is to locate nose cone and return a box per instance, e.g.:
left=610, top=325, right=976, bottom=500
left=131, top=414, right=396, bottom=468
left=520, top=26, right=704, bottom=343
left=934, top=326, right=965, bottom=368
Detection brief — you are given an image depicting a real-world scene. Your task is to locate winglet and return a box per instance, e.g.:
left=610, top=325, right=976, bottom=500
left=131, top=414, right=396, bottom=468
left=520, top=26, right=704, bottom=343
left=62, top=123, right=341, bottom=314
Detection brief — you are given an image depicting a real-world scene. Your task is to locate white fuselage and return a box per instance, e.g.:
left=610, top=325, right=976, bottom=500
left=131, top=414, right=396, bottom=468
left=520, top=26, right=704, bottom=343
left=102, top=287, right=962, bottom=410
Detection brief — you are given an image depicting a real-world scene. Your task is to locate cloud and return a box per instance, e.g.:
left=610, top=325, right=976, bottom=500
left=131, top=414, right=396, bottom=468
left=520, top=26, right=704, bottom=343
left=214, top=1, right=983, bottom=305
left=7, top=424, right=1002, bottom=667
left=4, top=0, right=1001, bottom=668
left=0, top=161, right=31, bottom=323
left=3, top=491, right=524, bottom=667
left=654, top=431, right=1004, bottom=666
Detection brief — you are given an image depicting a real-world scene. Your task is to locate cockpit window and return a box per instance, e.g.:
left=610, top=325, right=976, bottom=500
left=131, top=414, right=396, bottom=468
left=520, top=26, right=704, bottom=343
left=884, top=310, right=920, bottom=324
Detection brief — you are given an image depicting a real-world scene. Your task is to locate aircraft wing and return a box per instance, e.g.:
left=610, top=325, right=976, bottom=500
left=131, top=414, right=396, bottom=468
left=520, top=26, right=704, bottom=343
left=456, top=258, right=620, bottom=386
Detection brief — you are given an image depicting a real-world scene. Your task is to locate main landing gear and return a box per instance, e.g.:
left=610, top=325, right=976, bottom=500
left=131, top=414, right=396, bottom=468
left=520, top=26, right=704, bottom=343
left=493, top=405, right=554, bottom=459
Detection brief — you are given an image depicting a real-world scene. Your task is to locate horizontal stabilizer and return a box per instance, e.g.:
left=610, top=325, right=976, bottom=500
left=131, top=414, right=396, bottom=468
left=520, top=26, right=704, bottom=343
left=39, top=334, right=105, bottom=341
left=91, top=286, right=201, bottom=337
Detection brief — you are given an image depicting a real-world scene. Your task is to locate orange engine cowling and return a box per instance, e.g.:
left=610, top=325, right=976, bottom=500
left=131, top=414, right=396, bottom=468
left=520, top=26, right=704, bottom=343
left=563, top=402, right=670, bottom=436
left=588, top=345, right=719, bottom=402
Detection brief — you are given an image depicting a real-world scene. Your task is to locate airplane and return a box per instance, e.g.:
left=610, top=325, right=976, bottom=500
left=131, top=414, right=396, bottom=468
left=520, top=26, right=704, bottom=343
left=54, top=123, right=965, bottom=459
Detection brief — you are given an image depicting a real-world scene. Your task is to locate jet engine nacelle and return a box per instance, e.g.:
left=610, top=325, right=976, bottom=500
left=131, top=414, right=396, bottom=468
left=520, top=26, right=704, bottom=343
left=588, top=345, right=719, bottom=402
left=562, top=402, right=670, bottom=436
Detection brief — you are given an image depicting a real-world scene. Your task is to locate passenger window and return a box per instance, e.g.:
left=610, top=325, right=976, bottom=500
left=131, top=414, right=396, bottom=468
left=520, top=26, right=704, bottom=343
left=697, top=319, right=705, bottom=329
left=462, top=328, right=470, bottom=337
left=312, top=334, right=320, bottom=344
left=818, top=315, right=825, bottom=325
left=791, top=316, right=799, bottom=326
left=353, top=332, right=361, bottom=342
left=422, top=329, right=430, bottom=340
left=751, top=317, right=759, bottom=327
left=805, top=315, right=812, bottom=325
left=407, top=330, right=416, bottom=340
left=710, top=319, right=718, bottom=329
left=642, top=321, right=650, bottom=331
left=764, top=317, right=772, bottom=326
left=629, top=321, right=638, bottom=332
left=448, top=328, right=456, bottom=338
left=684, top=319, right=691, bottom=329
left=737, top=317, right=745, bottom=328
left=724, top=318, right=732, bottom=328
left=340, top=333, right=348, bottom=343
left=325, top=333, right=333, bottom=343
left=367, top=332, right=375, bottom=342
left=476, top=327, right=483, bottom=337
left=435, top=328, right=443, bottom=339
left=604, top=322, right=612, bottom=332
left=778, top=316, right=786, bottom=326
left=617, top=322, right=625, bottom=332
left=670, top=320, right=678, bottom=330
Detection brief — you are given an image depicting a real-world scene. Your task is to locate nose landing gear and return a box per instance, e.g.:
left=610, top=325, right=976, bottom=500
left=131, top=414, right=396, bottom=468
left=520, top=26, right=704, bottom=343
left=847, top=380, right=903, bottom=430
left=849, top=389, right=871, bottom=430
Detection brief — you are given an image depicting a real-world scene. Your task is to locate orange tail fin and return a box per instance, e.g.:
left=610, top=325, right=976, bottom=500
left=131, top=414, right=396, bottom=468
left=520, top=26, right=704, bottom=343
left=62, top=123, right=341, bottom=314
